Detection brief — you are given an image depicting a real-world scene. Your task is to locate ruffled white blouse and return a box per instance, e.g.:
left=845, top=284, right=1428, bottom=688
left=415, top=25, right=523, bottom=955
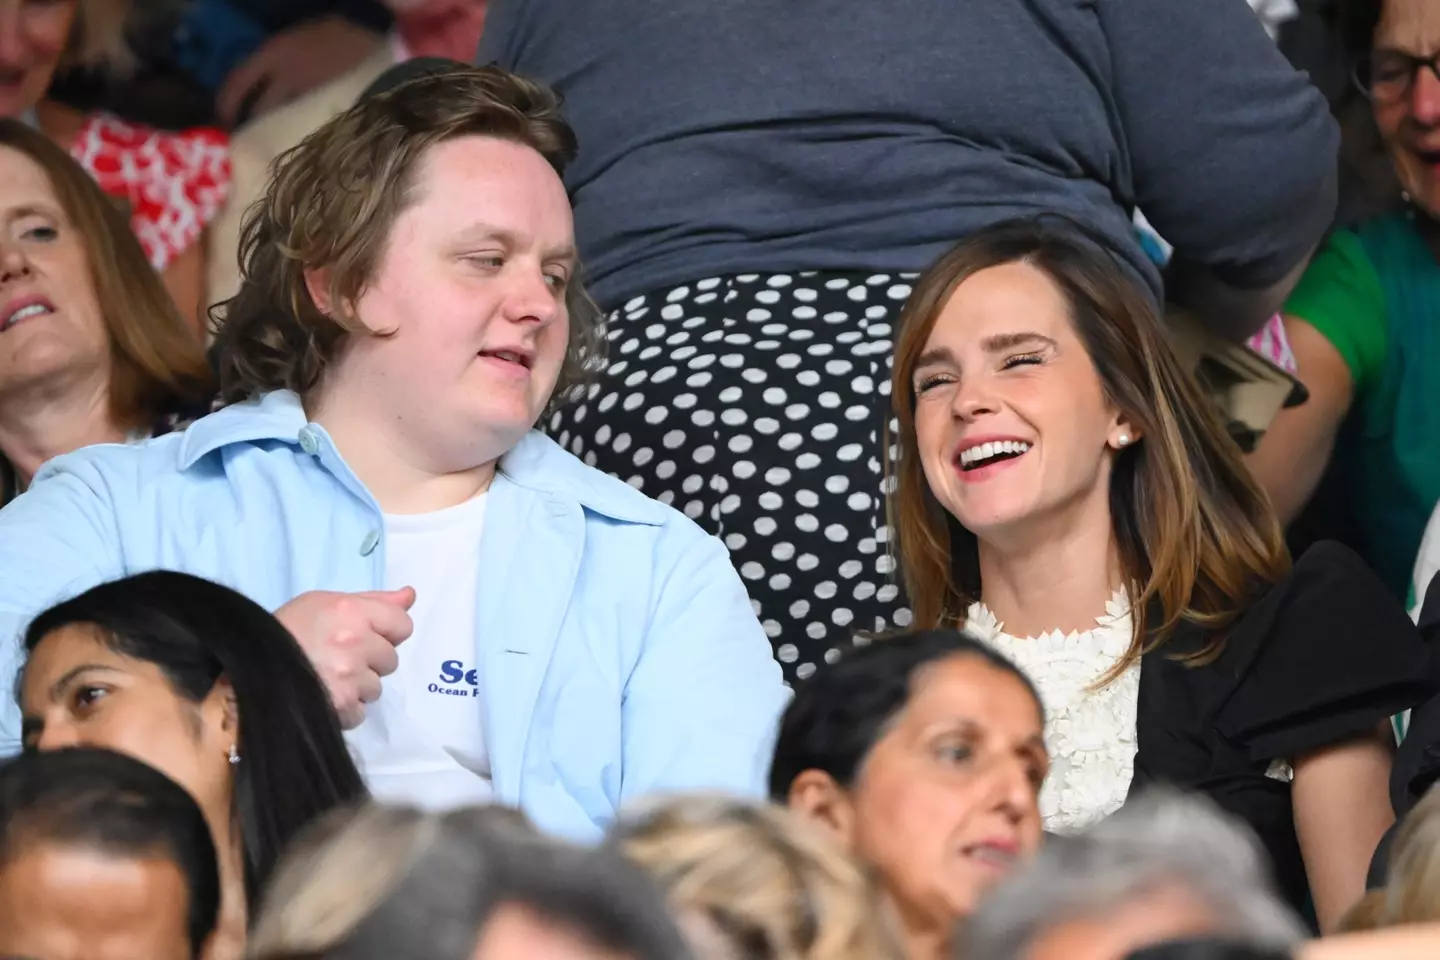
left=965, top=592, right=1139, bottom=835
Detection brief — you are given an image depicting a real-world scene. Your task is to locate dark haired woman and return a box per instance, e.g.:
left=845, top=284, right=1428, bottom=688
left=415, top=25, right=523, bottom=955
left=770, top=629, right=1047, bottom=960
left=18, top=570, right=368, bottom=959
left=889, top=218, right=1433, bottom=931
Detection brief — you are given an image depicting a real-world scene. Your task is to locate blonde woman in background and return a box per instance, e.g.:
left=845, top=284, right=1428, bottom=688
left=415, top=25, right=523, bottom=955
left=611, top=795, right=905, bottom=960
left=1342, top=785, right=1440, bottom=932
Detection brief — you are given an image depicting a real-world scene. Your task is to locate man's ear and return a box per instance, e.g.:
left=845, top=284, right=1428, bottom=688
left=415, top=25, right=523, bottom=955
left=787, top=769, right=859, bottom=849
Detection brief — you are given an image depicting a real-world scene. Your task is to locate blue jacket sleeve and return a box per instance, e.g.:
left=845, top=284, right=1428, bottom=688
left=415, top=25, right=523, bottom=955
left=619, top=528, right=789, bottom=806
left=0, top=462, right=126, bottom=753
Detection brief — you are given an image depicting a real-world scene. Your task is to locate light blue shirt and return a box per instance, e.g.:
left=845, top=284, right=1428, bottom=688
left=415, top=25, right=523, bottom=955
left=0, top=390, right=789, bottom=840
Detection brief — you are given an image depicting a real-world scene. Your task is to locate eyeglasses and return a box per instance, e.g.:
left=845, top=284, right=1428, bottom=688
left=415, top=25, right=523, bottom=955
left=1353, top=49, right=1440, bottom=104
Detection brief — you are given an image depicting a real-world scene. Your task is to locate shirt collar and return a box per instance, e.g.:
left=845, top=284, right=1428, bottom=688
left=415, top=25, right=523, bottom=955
left=176, top=391, right=666, bottom=526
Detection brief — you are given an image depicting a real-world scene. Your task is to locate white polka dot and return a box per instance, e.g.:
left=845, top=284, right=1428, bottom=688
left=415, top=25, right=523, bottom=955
left=853, top=581, right=877, bottom=601
left=797, top=662, right=817, bottom=679
left=846, top=286, right=868, bottom=302
left=839, top=559, right=864, bottom=578
left=719, top=494, right=741, bottom=514
left=837, top=443, right=864, bottom=461
left=795, top=453, right=821, bottom=470
left=633, top=447, right=654, bottom=467
left=758, top=492, right=784, bottom=510
left=772, top=541, right=795, bottom=560
left=766, top=621, right=785, bottom=639
left=763, top=387, right=787, bottom=404
left=795, top=514, right=819, bottom=533
left=660, top=303, right=684, bottom=321
left=777, top=643, right=798, bottom=662
left=724, top=532, right=746, bottom=550
left=720, top=409, right=748, bottom=426
left=845, top=405, right=869, bottom=422
left=818, top=391, right=841, bottom=409
left=797, top=554, right=820, bottom=572
left=754, top=517, right=778, bottom=536
left=796, top=371, right=821, bottom=387
left=766, top=467, right=792, bottom=485
left=815, top=581, right=838, bottom=600
left=728, top=435, right=754, bottom=453
left=825, top=647, right=843, bottom=663
left=777, top=354, right=803, bottom=370
left=740, top=561, right=765, bottom=580
left=807, top=343, right=835, bottom=357
left=796, top=489, right=820, bottom=508
left=824, top=524, right=848, bottom=543
left=682, top=475, right=704, bottom=494
left=784, top=403, right=811, bottom=421
left=811, top=423, right=839, bottom=442
left=656, top=460, right=677, bottom=480
left=887, top=284, right=913, bottom=300
left=825, top=359, right=854, bottom=376
left=720, top=354, right=745, bottom=369
left=672, top=393, right=697, bottom=410
left=847, top=492, right=871, bottom=511
left=643, top=406, right=668, bottom=425
left=806, top=621, right=827, bottom=639
left=778, top=433, right=803, bottom=452
left=747, top=308, right=772, bottom=322
left=741, top=368, right=767, bottom=384
left=734, top=460, right=757, bottom=479
left=697, top=277, right=722, bottom=291
left=693, top=445, right=716, bottom=464
left=894, top=608, right=914, bottom=627
left=662, top=430, right=686, bottom=449
left=769, top=573, right=792, bottom=591
left=832, top=608, right=854, bottom=626
left=756, top=290, right=782, bottom=304
left=876, top=584, right=900, bottom=603
left=795, top=288, right=818, bottom=302
left=767, top=275, right=793, bottom=287
left=624, top=296, right=646, bottom=311
left=598, top=393, right=619, bottom=413
left=824, top=475, right=850, bottom=494
left=652, top=366, right=678, bottom=384
left=876, top=555, right=897, bottom=575
left=665, top=286, right=691, bottom=302
left=866, top=274, right=891, bottom=285
left=790, top=600, right=810, bottom=618
left=613, top=433, right=632, bottom=453
left=754, top=417, right=781, bottom=435
left=825, top=278, right=850, bottom=290
left=857, top=537, right=877, bottom=554
left=594, top=424, right=613, bottom=445
left=792, top=305, right=818, bottom=320
left=684, top=501, right=704, bottom=519
left=583, top=451, right=598, bottom=467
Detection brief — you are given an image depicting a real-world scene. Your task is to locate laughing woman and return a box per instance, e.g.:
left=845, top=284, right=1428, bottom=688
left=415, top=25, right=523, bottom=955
left=888, top=218, right=1434, bottom=931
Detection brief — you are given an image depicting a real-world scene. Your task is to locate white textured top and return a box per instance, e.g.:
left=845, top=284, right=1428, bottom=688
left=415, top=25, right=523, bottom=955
left=965, top=592, right=1139, bottom=835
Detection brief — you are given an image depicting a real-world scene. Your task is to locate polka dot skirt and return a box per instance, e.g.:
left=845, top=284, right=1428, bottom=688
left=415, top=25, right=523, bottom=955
left=549, top=271, right=914, bottom=683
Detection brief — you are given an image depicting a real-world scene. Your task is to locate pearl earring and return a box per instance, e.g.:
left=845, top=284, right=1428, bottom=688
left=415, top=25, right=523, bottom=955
left=1116, top=433, right=1131, bottom=447
left=228, top=744, right=241, bottom=765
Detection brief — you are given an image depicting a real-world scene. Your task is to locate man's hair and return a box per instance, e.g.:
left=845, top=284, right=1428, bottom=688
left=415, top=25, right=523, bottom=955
left=0, top=747, right=220, bottom=959
left=962, top=789, right=1304, bottom=960
left=212, top=62, right=603, bottom=410
left=250, top=803, right=692, bottom=960
left=768, top=629, right=1041, bottom=801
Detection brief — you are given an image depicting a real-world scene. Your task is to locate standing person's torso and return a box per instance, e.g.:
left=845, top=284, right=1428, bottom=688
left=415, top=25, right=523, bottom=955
left=481, top=0, right=1147, bottom=307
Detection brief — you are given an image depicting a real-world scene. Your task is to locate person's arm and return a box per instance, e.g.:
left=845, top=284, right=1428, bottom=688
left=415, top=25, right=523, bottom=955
left=1292, top=724, right=1396, bottom=933
left=0, top=461, right=127, bottom=753
left=1245, top=316, right=1354, bottom=524
left=1101, top=0, right=1338, bottom=339
left=619, top=528, right=790, bottom=804
left=1245, top=231, right=1387, bottom=524
left=163, top=238, right=209, bottom=339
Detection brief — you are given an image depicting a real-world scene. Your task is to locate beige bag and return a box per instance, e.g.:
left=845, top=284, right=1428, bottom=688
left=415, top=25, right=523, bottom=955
left=1165, top=307, right=1308, bottom=453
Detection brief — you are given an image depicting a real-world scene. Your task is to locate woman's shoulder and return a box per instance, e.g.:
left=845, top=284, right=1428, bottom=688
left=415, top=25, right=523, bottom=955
left=1198, top=542, right=1433, bottom=759
left=70, top=112, right=232, bottom=271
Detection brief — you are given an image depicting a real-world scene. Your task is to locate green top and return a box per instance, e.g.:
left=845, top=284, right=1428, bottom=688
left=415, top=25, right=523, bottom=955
left=1284, top=213, right=1440, bottom=599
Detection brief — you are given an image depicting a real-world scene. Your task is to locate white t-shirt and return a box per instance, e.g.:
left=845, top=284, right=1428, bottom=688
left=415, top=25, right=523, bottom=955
left=345, top=493, right=494, bottom=810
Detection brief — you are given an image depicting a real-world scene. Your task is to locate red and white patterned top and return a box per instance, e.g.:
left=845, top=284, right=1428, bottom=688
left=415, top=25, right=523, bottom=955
left=68, top=114, right=231, bottom=272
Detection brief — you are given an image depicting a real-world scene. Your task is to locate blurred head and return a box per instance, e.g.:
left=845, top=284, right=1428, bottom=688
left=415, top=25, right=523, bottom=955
left=963, top=790, right=1303, bottom=960
left=0, top=746, right=220, bottom=960
left=769, top=630, right=1046, bottom=951
left=889, top=218, right=1286, bottom=677
left=18, top=571, right=367, bottom=901
left=214, top=62, right=602, bottom=477
left=386, top=0, right=489, bottom=62
left=0, top=121, right=212, bottom=440
left=0, top=0, right=131, bottom=117
left=1367, top=784, right=1440, bottom=926
left=250, top=802, right=690, bottom=960
left=611, top=794, right=906, bottom=960
left=1352, top=0, right=1440, bottom=215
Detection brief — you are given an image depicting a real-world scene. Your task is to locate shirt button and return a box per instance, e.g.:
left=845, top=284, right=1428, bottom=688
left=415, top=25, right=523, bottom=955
left=298, top=427, right=319, bottom=456
left=359, top=530, right=379, bottom=556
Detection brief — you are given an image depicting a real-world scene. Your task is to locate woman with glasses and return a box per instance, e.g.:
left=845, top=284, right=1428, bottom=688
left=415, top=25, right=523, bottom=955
left=1249, top=0, right=1440, bottom=604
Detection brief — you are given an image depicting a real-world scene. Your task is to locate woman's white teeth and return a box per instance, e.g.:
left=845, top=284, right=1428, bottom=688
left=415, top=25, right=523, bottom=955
left=960, top=440, right=1032, bottom=469
left=2, top=303, right=50, bottom=331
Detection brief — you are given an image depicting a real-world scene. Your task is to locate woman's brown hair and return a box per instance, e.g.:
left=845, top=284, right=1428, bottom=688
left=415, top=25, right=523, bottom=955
left=888, top=218, right=1289, bottom=678
left=213, top=63, right=604, bottom=410
left=0, top=119, right=215, bottom=433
